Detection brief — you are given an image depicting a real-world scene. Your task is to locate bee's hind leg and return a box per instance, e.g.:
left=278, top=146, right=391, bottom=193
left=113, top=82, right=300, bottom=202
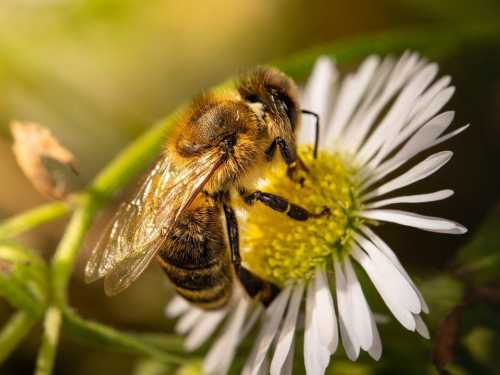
left=222, top=201, right=279, bottom=306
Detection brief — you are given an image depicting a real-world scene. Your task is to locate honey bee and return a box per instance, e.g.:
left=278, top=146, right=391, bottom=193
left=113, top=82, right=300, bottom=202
left=85, top=67, right=325, bottom=309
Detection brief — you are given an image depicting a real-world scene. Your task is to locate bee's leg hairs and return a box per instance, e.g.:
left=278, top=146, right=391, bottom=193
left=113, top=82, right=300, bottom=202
left=222, top=202, right=279, bottom=306
left=242, top=190, right=330, bottom=221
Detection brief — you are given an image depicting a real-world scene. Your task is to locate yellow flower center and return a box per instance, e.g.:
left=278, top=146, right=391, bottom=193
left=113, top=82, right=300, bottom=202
left=240, top=146, right=363, bottom=287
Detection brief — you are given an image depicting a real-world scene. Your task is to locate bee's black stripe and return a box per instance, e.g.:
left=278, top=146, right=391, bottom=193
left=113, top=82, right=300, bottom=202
left=175, top=280, right=230, bottom=304
left=160, top=260, right=225, bottom=291
left=159, top=249, right=218, bottom=270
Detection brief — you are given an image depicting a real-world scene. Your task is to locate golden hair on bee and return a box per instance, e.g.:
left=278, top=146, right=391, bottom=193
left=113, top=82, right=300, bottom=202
left=238, top=66, right=300, bottom=144
left=85, top=65, right=325, bottom=310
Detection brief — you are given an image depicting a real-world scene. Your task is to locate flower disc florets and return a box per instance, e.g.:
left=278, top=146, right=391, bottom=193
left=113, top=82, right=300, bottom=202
left=241, top=146, right=363, bottom=286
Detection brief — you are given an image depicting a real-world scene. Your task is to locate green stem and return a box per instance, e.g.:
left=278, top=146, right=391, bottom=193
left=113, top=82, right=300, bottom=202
left=35, top=307, right=61, bottom=375
left=51, top=195, right=98, bottom=306
left=35, top=195, right=98, bottom=374
left=0, top=201, right=71, bottom=240
left=0, top=273, right=44, bottom=318
left=0, top=311, right=35, bottom=364
left=62, top=308, right=187, bottom=365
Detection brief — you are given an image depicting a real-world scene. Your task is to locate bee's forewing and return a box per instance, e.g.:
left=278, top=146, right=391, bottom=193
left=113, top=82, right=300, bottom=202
left=85, top=149, right=224, bottom=295
left=84, top=157, right=172, bottom=283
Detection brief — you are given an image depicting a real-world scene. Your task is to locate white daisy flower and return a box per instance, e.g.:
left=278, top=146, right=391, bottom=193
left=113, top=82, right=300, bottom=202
left=166, top=52, right=468, bottom=374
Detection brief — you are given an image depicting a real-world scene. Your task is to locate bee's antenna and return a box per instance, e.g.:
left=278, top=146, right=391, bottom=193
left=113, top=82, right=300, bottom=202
left=301, top=109, right=320, bottom=159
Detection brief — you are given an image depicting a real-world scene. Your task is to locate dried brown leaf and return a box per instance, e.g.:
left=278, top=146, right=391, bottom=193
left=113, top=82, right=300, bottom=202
left=10, top=121, right=79, bottom=199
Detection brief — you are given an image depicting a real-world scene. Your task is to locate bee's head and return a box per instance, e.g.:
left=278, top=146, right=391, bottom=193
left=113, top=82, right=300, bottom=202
left=238, top=67, right=300, bottom=142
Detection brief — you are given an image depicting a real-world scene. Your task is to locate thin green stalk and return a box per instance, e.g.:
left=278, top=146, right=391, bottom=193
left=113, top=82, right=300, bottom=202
left=35, top=194, right=98, bottom=375
left=35, top=307, right=61, bottom=375
left=0, top=311, right=35, bottom=363
left=51, top=196, right=98, bottom=306
left=0, top=201, right=71, bottom=240
left=62, top=308, right=187, bottom=365
left=0, top=274, right=44, bottom=318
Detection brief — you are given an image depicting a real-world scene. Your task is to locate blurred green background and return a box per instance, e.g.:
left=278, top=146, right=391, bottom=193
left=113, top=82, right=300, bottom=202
left=0, top=0, right=500, bottom=374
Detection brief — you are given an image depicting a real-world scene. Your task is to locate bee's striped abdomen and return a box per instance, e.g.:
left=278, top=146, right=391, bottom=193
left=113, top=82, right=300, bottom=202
left=158, top=257, right=232, bottom=309
left=157, top=202, right=233, bottom=310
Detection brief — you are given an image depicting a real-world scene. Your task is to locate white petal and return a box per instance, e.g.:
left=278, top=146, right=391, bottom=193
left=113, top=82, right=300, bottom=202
left=365, top=118, right=467, bottom=191
left=282, top=338, right=295, bottom=375
left=313, top=268, right=338, bottom=352
left=341, top=56, right=396, bottom=152
left=340, top=53, right=421, bottom=154
left=367, top=313, right=383, bottom=360
left=165, top=296, right=189, bottom=318
left=270, top=283, right=304, bottom=375
left=392, top=88, right=455, bottom=153
left=255, top=356, right=269, bottom=375
left=204, top=299, right=250, bottom=375
left=355, top=234, right=421, bottom=314
left=334, top=261, right=360, bottom=360
left=240, top=304, right=264, bottom=341
left=185, top=309, right=227, bottom=351
left=338, top=318, right=358, bottom=361
left=351, top=245, right=416, bottom=331
left=361, top=209, right=467, bottom=234
left=431, top=124, right=470, bottom=147
left=360, top=226, right=430, bottom=313
left=364, top=189, right=454, bottom=208
left=326, top=55, right=380, bottom=146
left=363, top=151, right=453, bottom=200
left=369, top=64, right=441, bottom=166
left=244, top=286, right=293, bottom=375
left=300, top=56, right=337, bottom=146
left=304, top=281, right=331, bottom=374
left=344, top=258, right=374, bottom=350
left=386, top=111, right=455, bottom=168
left=415, top=314, right=430, bottom=339
left=357, top=63, right=438, bottom=165
left=175, top=308, right=203, bottom=335
left=409, top=75, right=451, bottom=117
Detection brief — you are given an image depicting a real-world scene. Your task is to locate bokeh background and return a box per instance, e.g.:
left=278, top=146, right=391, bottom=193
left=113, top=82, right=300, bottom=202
left=1, top=1, right=500, bottom=374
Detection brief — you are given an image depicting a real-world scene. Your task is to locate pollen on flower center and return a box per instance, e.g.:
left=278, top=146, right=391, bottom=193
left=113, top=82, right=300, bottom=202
left=240, top=146, right=364, bottom=287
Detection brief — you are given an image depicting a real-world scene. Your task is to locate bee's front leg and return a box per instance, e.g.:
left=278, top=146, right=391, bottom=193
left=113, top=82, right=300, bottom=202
left=243, top=190, right=330, bottom=221
left=265, top=137, right=308, bottom=186
left=222, top=201, right=279, bottom=306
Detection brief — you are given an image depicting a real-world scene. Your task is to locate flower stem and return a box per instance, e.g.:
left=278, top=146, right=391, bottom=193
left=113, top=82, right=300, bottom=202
left=33, top=111, right=184, bottom=373
left=35, top=195, right=98, bottom=374
left=0, top=311, right=35, bottom=364
left=62, top=307, right=187, bottom=364
left=35, top=307, right=61, bottom=375
left=0, top=201, right=71, bottom=240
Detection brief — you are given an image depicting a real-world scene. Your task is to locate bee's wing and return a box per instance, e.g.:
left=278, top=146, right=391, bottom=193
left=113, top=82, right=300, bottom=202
left=84, top=148, right=225, bottom=296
